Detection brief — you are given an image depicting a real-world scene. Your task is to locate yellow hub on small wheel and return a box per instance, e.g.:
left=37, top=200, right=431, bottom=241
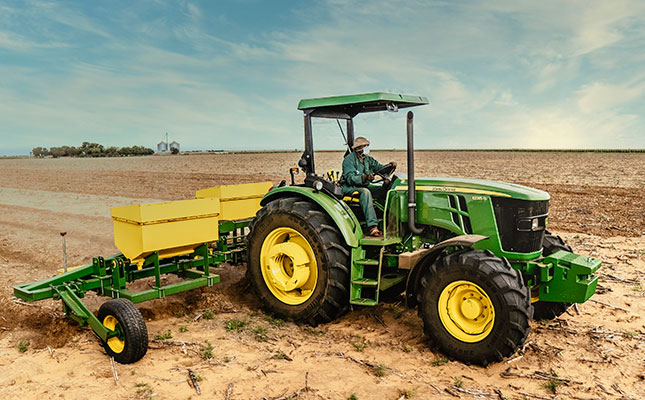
left=438, top=280, right=495, bottom=343
left=260, top=227, right=318, bottom=305
left=103, top=315, right=125, bottom=353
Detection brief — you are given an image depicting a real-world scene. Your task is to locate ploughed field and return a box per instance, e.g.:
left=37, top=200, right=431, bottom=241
left=0, top=151, right=643, bottom=400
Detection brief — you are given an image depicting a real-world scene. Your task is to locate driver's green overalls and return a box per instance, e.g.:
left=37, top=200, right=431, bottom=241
left=341, top=151, right=385, bottom=228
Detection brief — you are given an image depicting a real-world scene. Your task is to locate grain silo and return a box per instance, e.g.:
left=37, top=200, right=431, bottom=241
left=157, top=141, right=168, bottom=153
left=170, top=141, right=180, bottom=152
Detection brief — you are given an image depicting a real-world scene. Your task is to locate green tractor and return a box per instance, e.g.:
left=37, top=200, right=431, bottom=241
left=246, top=92, right=600, bottom=365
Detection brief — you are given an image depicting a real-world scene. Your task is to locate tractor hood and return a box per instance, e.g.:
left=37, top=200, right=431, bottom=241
left=393, top=175, right=550, bottom=201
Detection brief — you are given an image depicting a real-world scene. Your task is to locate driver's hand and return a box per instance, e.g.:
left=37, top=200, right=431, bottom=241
left=391, top=162, right=397, bottom=168
left=367, top=173, right=374, bottom=181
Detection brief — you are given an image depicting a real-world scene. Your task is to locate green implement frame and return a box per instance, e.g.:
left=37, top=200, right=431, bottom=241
left=13, top=219, right=250, bottom=342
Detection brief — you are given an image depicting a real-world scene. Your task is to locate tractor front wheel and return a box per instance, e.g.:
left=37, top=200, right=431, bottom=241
left=246, top=197, right=350, bottom=325
left=97, top=298, right=148, bottom=364
left=532, top=232, right=573, bottom=320
left=418, top=249, right=531, bottom=365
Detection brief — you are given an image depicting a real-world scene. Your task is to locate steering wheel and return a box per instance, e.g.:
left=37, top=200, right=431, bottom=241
left=371, top=163, right=396, bottom=185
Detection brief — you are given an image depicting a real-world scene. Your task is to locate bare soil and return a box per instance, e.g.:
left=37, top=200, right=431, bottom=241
left=0, top=152, right=644, bottom=400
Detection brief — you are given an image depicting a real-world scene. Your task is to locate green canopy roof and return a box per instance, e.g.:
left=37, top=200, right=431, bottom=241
left=297, top=92, right=429, bottom=118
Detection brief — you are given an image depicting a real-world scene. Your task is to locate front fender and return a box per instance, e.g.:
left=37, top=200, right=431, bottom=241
left=405, top=234, right=488, bottom=308
left=262, top=186, right=363, bottom=248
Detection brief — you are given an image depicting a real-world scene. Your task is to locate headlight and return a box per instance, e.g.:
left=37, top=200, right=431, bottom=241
left=517, top=215, right=546, bottom=231
left=314, top=180, right=323, bottom=191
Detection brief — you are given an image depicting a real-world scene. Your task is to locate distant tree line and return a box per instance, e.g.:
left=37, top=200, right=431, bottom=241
left=32, top=142, right=155, bottom=158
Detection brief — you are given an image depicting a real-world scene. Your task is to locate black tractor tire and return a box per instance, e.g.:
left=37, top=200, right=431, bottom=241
left=543, top=231, right=573, bottom=254
left=532, top=232, right=573, bottom=320
left=418, top=249, right=532, bottom=365
left=97, top=298, right=148, bottom=364
left=246, top=197, right=350, bottom=325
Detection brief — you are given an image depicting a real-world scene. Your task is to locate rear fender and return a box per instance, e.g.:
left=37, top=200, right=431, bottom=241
left=405, top=234, right=488, bottom=308
left=261, top=186, right=362, bottom=247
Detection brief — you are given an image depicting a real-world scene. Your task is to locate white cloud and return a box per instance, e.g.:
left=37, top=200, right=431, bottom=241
left=577, top=82, right=645, bottom=113
left=186, top=3, right=201, bottom=19
left=570, top=1, right=640, bottom=56
left=0, top=31, right=68, bottom=50
left=532, top=58, right=581, bottom=93
left=481, top=1, right=645, bottom=93
left=493, top=107, right=640, bottom=149
left=0, top=31, right=34, bottom=50
left=494, top=91, right=515, bottom=106
left=33, top=1, right=112, bottom=39
left=482, top=0, right=644, bottom=55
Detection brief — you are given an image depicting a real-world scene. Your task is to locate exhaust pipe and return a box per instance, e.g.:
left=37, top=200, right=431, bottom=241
left=407, top=111, right=424, bottom=234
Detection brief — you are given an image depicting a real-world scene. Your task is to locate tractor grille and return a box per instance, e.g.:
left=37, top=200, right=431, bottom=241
left=492, top=198, right=548, bottom=253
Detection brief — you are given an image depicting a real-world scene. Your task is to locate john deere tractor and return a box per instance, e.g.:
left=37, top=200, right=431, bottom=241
left=245, top=92, right=600, bottom=365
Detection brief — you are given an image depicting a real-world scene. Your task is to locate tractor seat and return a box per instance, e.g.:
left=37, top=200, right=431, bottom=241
left=342, top=191, right=360, bottom=203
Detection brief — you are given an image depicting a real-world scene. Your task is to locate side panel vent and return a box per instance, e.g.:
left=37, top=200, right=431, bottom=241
left=458, top=195, right=468, bottom=212
left=462, top=215, right=473, bottom=234
left=451, top=211, right=459, bottom=225
left=448, top=195, right=457, bottom=209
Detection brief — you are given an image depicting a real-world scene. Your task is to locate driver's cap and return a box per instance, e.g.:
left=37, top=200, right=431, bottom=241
left=352, top=137, right=370, bottom=149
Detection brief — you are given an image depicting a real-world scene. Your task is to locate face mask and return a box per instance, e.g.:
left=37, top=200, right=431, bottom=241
left=363, top=147, right=370, bottom=155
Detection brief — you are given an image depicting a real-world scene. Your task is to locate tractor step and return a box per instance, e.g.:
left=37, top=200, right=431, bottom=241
left=351, top=278, right=378, bottom=286
left=379, top=272, right=407, bottom=291
left=350, top=298, right=378, bottom=306
left=349, top=247, right=384, bottom=306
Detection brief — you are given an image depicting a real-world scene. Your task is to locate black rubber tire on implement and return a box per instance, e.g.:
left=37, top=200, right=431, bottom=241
left=97, top=298, right=148, bottom=364
left=246, top=197, right=350, bottom=325
left=418, top=249, right=532, bottom=365
left=532, top=232, right=573, bottom=320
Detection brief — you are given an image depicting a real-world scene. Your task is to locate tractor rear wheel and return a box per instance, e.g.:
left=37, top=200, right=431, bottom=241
left=418, top=249, right=531, bottom=365
left=97, top=298, right=148, bottom=364
left=246, top=197, right=350, bottom=325
left=532, top=232, right=573, bottom=320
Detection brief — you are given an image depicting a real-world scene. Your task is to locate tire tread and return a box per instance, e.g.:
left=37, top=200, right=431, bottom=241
left=245, top=197, right=350, bottom=325
left=418, top=249, right=531, bottom=365
left=97, top=298, right=148, bottom=364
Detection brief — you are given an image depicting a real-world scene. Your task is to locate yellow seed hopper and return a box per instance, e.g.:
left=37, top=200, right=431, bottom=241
left=111, top=198, right=221, bottom=265
left=196, top=181, right=273, bottom=220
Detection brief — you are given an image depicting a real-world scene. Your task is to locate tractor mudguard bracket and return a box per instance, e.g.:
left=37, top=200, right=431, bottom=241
left=404, top=234, right=488, bottom=307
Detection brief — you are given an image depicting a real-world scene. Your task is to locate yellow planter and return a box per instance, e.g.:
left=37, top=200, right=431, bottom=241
left=111, top=198, right=220, bottom=264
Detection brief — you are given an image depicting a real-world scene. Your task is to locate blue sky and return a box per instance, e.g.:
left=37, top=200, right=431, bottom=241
left=0, top=0, right=643, bottom=155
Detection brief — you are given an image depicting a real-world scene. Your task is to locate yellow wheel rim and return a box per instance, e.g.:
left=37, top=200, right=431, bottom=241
left=530, top=286, right=540, bottom=303
left=260, top=227, right=318, bottom=305
left=103, top=315, right=125, bottom=353
left=438, top=280, right=495, bottom=343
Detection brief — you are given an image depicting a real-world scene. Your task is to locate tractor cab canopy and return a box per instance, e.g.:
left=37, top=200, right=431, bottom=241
left=297, top=92, right=428, bottom=179
left=298, top=92, right=428, bottom=119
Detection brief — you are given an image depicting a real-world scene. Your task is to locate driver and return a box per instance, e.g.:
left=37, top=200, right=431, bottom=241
left=341, top=136, right=396, bottom=236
